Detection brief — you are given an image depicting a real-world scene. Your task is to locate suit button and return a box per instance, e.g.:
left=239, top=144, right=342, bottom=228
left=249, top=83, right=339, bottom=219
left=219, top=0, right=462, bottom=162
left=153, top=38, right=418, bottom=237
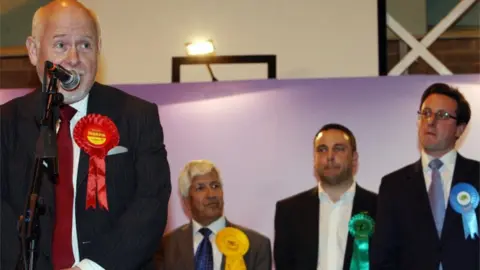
left=43, top=251, right=49, bottom=258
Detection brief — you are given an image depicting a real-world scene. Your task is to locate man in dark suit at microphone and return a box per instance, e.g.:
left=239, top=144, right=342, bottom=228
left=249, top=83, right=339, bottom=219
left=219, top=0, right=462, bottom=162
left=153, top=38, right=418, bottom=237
left=0, top=1, right=171, bottom=270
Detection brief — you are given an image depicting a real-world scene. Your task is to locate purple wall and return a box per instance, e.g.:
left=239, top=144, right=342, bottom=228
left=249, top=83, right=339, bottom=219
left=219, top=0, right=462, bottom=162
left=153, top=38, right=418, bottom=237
left=1, top=74, right=479, bottom=243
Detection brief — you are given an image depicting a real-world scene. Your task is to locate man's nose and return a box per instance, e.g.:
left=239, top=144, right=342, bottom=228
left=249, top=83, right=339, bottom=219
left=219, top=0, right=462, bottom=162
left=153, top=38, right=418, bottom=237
left=327, top=150, right=335, bottom=161
left=206, top=187, right=217, bottom=198
left=66, top=47, right=79, bottom=66
left=426, top=115, right=437, bottom=126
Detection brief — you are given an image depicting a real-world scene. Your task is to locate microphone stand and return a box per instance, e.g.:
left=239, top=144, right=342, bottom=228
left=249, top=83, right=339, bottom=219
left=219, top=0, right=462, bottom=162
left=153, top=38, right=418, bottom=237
left=17, top=62, right=64, bottom=270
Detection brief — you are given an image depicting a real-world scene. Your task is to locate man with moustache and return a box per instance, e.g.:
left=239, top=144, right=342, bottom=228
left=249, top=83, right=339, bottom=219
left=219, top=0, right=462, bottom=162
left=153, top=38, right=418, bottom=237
left=274, top=124, right=377, bottom=270
left=155, top=160, right=272, bottom=270
left=371, top=83, right=480, bottom=270
left=0, top=1, right=171, bottom=270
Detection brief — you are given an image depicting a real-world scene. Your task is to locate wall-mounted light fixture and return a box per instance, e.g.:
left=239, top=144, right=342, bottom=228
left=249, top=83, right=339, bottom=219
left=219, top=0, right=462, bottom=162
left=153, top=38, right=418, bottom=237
left=185, top=40, right=215, bottom=56
left=172, top=39, right=276, bottom=83
left=185, top=39, right=218, bottom=81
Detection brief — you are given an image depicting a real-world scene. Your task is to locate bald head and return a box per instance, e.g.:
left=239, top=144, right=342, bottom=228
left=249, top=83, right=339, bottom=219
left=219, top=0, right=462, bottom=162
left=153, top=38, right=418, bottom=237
left=32, top=0, right=100, bottom=41
left=26, top=0, right=101, bottom=104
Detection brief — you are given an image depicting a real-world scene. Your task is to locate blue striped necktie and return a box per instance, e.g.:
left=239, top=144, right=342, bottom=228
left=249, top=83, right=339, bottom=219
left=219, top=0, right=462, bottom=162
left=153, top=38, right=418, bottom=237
left=428, top=158, right=445, bottom=235
left=428, top=158, right=445, bottom=270
left=195, top=228, right=214, bottom=270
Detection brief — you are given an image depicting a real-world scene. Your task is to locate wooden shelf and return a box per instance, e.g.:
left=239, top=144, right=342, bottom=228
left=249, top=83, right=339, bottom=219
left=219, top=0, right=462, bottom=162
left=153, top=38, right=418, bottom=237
left=0, top=46, right=28, bottom=58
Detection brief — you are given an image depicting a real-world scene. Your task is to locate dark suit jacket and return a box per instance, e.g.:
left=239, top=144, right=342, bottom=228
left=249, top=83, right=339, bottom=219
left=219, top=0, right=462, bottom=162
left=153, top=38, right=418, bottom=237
left=370, top=153, right=480, bottom=270
left=0, top=82, right=172, bottom=270
left=155, top=219, right=272, bottom=270
left=273, top=183, right=377, bottom=270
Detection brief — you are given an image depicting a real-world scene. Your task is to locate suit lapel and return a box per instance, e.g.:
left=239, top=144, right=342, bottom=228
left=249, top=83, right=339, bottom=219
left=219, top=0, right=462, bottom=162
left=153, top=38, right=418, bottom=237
left=179, top=223, right=195, bottom=269
left=304, top=187, right=320, bottom=268
left=342, top=185, right=375, bottom=270
left=19, top=89, right=42, bottom=155
left=22, top=89, right=56, bottom=186
left=220, top=220, right=247, bottom=270
left=76, top=83, right=120, bottom=186
left=441, top=154, right=473, bottom=241
left=221, top=221, right=232, bottom=270
left=26, top=88, right=49, bottom=135
left=16, top=89, right=57, bottom=255
left=343, top=185, right=362, bottom=270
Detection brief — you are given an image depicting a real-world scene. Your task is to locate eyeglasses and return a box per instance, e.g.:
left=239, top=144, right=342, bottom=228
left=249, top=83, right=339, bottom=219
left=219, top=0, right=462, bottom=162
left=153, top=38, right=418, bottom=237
left=417, top=109, right=457, bottom=121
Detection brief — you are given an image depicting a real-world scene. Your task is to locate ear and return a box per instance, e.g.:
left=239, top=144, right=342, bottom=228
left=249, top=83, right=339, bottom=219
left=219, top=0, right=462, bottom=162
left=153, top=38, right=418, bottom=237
left=182, top=197, right=191, bottom=214
left=352, top=151, right=359, bottom=174
left=97, top=37, right=102, bottom=53
left=352, top=151, right=359, bottom=163
left=26, top=36, right=39, bottom=66
left=455, top=123, right=467, bottom=138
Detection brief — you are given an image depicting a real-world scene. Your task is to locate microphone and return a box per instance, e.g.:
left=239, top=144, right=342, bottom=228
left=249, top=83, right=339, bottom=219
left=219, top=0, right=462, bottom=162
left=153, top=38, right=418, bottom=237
left=45, top=61, right=80, bottom=91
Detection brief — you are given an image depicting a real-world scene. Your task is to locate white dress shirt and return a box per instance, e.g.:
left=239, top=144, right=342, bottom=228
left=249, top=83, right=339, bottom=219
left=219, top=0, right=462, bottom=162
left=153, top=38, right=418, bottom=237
left=192, top=216, right=227, bottom=270
left=421, top=149, right=457, bottom=209
left=54, top=95, right=103, bottom=270
left=317, top=181, right=356, bottom=270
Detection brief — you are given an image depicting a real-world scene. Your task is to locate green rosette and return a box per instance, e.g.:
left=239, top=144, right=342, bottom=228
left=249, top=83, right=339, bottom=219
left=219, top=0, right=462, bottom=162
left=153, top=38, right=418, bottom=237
left=348, top=212, right=375, bottom=270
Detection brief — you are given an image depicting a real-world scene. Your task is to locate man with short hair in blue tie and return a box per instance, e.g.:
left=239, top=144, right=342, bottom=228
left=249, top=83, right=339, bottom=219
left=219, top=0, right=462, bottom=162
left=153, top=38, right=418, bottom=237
left=155, top=160, right=272, bottom=270
left=371, top=83, right=480, bottom=270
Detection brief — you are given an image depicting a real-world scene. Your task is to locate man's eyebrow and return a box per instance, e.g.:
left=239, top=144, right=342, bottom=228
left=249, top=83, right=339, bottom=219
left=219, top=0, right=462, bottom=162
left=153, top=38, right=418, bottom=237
left=316, top=143, right=348, bottom=149
left=80, top=35, right=94, bottom=40
left=52, top=34, right=67, bottom=39
left=51, top=34, right=95, bottom=40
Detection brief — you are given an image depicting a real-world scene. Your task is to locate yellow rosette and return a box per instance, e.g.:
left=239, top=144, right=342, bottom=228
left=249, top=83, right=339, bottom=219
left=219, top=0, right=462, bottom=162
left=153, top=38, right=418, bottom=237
left=216, top=227, right=249, bottom=270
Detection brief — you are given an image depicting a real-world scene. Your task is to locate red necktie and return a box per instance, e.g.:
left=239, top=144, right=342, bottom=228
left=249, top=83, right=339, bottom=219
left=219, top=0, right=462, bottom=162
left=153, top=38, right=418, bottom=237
left=52, top=105, right=77, bottom=270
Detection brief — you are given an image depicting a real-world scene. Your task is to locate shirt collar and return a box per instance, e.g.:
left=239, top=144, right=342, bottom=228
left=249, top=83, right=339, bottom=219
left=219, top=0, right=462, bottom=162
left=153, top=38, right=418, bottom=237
left=421, top=148, right=457, bottom=172
left=69, top=94, right=89, bottom=116
left=192, top=216, right=226, bottom=236
left=318, top=180, right=356, bottom=202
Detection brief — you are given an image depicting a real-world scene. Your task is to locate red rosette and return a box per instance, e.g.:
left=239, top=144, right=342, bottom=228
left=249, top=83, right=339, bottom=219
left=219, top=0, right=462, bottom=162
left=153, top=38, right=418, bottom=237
left=73, top=114, right=119, bottom=210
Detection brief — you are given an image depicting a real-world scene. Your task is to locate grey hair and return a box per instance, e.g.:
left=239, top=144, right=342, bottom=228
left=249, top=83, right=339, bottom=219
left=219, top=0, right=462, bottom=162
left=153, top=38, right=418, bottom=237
left=178, top=160, right=223, bottom=198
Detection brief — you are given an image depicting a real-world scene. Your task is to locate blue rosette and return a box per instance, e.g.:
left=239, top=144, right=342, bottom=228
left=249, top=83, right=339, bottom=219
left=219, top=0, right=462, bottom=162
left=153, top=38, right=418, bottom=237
left=449, top=183, right=479, bottom=239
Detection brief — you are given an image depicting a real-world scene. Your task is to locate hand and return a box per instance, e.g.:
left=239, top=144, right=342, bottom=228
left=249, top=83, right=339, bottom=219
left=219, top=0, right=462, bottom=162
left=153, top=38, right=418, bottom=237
left=61, top=267, right=81, bottom=270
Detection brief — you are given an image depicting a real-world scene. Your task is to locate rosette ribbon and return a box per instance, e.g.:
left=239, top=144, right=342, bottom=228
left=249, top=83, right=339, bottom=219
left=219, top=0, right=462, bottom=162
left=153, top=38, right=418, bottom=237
left=449, top=182, right=479, bottom=239
left=73, top=114, right=119, bottom=210
left=215, top=227, right=249, bottom=270
left=348, top=212, right=375, bottom=270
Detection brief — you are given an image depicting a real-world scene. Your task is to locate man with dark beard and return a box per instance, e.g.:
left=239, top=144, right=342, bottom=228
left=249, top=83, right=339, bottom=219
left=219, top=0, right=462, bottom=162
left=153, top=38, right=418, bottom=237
left=273, top=123, right=377, bottom=270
